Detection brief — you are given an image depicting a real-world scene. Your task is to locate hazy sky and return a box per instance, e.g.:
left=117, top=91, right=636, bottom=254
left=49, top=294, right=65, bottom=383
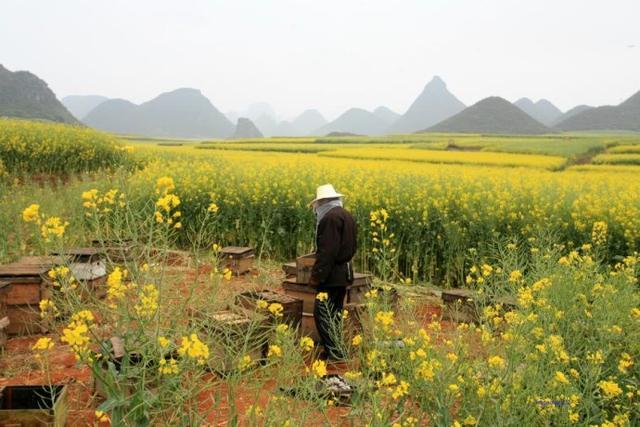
left=1, top=0, right=639, bottom=120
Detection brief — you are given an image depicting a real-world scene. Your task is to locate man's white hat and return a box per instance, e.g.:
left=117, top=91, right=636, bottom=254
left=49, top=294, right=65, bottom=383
left=309, top=184, right=344, bottom=206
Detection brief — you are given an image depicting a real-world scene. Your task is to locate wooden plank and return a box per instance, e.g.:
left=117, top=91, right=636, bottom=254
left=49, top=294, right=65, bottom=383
left=6, top=306, right=45, bottom=336
left=282, top=262, right=296, bottom=276
left=0, top=263, right=50, bottom=277
left=282, top=282, right=316, bottom=313
left=236, top=290, right=302, bottom=327
left=6, top=282, right=42, bottom=306
left=17, top=255, right=69, bottom=268
left=0, top=385, right=67, bottom=426
left=221, top=246, right=254, bottom=257
left=222, top=255, right=254, bottom=276
left=300, top=312, right=320, bottom=342
left=296, top=254, right=316, bottom=284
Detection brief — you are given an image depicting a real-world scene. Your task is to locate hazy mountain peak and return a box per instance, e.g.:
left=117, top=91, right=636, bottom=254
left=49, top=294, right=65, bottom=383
left=62, top=95, right=109, bottom=120
left=245, top=102, right=277, bottom=121
left=231, top=117, right=263, bottom=139
left=293, top=109, right=327, bottom=135
left=427, top=96, right=550, bottom=134
left=373, top=106, right=400, bottom=125
left=0, top=64, right=77, bottom=123
left=83, top=88, right=233, bottom=138
left=425, top=75, right=447, bottom=90
left=389, top=76, right=466, bottom=133
left=514, top=97, right=562, bottom=126
left=315, top=107, right=387, bottom=136
left=555, top=90, right=640, bottom=131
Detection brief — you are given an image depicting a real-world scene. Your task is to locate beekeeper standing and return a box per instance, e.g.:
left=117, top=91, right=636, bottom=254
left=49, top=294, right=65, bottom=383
left=308, top=184, right=357, bottom=361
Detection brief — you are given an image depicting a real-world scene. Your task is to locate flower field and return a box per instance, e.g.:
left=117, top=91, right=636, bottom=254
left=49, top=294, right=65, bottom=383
left=0, top=118, right=136, bottom=177
left=1, top=122, right=640, bottom=425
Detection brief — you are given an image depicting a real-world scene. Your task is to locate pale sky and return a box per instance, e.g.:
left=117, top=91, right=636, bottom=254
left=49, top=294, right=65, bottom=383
left=1, top=0, right=639, bottom=120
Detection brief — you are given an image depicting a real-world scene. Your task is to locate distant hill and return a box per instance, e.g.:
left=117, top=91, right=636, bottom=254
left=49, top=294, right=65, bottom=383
left=84, top=88, right=234, bottom=138
left=231, top=117, right=263, bottom=139
left=62, top=95, right=108, bottom=120
left=244, top=103, right=277, bottom=122
left=0, top=64, right=77, bottom=124
left=315, top=108, right=387, bottom=136
left=551, top=105, right=593, bottom=126
left=373, top=106, right=400, bottom=125
left=426, top=97, right=551, bottom=134
left=272, top=120, right=298, bottom=137
left=554, top=91, right=640, bottom=131
left=292, top=109, right=327, bottom=135
left=514, top=98, right=563, bottom=126
left=389, top=76, right=466, bottom=134
left=253, top=114, right=279, bottom=137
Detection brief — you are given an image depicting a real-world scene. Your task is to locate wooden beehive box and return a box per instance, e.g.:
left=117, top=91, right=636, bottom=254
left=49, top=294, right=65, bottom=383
left=52, top=247, right=105, bottom=264
left=0, top=263, right=52, bottom=335
left=282, top=261, right=296, bottom=277
left=91, top=239, right=137, bottom=264
left=192, top=307, right=268, bottom=374
left=295, top=254, right=316, bottom=284
left=235, top=289, right=303, bottom=327
left=51, top=248, right=108, bottom=300
left=345, top=273, right=374, bottom=304
left=441, top=288, right=479, bottom=323
left=0, top=281, right=10, bottom=349
left=17, top=255, right=69, bottom=268
left=220, top=247, right=255, bottom=276
left=0, top=384, right=68, bottom=426
left=92, top=337, right=177, bottom=400
left=281, top=279, right=316, bottom=314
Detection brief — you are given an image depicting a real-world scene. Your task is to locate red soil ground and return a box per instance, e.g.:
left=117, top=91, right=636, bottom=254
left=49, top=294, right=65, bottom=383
left=0, top=262, right=451, bottom=426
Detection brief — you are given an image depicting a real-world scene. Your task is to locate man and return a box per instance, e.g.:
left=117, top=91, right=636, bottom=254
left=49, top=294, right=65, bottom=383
left=308, top=184, right=357, bottom=361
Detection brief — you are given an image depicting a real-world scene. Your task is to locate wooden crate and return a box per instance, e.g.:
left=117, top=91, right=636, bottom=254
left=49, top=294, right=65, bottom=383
left=221, top=247, right=255, bottom=276
left=282, top=261, right=296, bottom=277
left=295, top=254, right=316, bottom=284
left=441, top=288, right=479, bottom=323
left=0, top=263, right=51, bottom=336
left=0, top=385, right=68, bottom=426
left=345, top=273, right=374, bottom=304
left=0, top=317, right=8, bottom=350
left=193, top=307, right=269, bottom=374
left=282, top=279, right=317, bottom=313
left=235, top=289, right=302, bottom=327
left=68, top=261, right=107, bottom=301
left=17, top=256, right=69, bottom=268
left=92, top=337, right=176, bottom=400
left=343, top=302, right=366, bottom=336
left=301, top=312, right=320, bottom=342
left=52, top=247, right=105, bottom=264
left=0, top=282, right=9, bottom=348
left=282, top=275, right=373, bottom=313
left=91, top=239, right=137, bottom=264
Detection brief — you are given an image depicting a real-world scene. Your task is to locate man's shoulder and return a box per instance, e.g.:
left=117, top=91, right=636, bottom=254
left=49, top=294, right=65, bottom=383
left=324, top=206, right=353, bottom=221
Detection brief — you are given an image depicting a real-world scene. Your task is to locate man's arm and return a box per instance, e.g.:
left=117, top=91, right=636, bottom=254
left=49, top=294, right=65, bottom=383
left=310, top=215, right=342, bottom=285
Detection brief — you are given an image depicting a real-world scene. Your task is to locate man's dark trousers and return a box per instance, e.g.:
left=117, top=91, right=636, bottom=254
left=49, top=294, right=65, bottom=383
left=314, top=285, right=347, bottom=360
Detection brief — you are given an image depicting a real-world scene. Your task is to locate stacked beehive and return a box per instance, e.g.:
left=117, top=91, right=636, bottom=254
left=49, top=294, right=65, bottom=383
left=0, top=260, right=56, bottom=336
left=220, top=246, right=255, bottom=276
left=53, top=248, right=107, bottom=300
left=281, top=257, right=373, bottom=341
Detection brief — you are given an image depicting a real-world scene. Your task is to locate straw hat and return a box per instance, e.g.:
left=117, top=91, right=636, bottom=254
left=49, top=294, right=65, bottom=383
left=309, top=184, right=344, bottom=206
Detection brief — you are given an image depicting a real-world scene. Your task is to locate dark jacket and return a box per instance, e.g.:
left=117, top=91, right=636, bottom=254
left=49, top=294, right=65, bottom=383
left=311, top=206, right=357, bottom=287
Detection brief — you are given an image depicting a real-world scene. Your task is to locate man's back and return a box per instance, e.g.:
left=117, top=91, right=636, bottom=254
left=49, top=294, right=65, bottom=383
left=312, top=206, right=357, bottom=287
